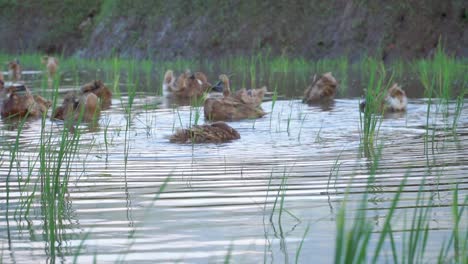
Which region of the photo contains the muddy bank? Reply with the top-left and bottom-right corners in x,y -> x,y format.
0,0 -> 466,61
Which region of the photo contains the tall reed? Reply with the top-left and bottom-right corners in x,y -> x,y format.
358,59 -> 390,157
39,114 -> 82,260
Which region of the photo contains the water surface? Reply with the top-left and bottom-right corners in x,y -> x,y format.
0,71 -> 467,263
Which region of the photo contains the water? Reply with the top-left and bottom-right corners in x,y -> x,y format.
0,71 -> 467,263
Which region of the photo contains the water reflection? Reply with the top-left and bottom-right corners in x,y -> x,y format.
304,100 -> 336,111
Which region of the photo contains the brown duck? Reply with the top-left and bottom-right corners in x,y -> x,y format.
0,71 -> 4,90
53,91 -> 100,122
170,121 -> 240,143
204,74 -> 267,121
303,72 -> 338,104
7,59 -> 21,82
163,69 -> 211,98
80,80 -> 112,109
1,85 -> 51,118
42,56 -> 59,85
360,83 -> 408,113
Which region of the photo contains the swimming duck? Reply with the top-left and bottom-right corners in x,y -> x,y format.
8,59 -> 21,82
42,56 -> 59,85
1,85 -> 51,118
170,121 -> 240,143
384,83 -> 407,112
0,71 -> 4,91
303,72 -> 338,104
52,91 -> 100,122
204,74 -> 267,121
163,69 -> 212,98
359,83 -> 408,113
80,80 -> 112,109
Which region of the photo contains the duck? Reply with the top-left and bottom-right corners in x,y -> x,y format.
303,72 -> 338,104
359,83 -> 408,113
0,71 -> 4,91
170,121 -> 240,143
162,69 -> 212,98
42,56 -> 59,85
52,91 -> 100,122
80,80 -> 112,109
204,74 -> 267,121
8,59 -> 21,82
384,83 -> 408,112
1,84 -> 51,118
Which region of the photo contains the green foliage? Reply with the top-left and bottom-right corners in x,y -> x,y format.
359,59 -> 389,157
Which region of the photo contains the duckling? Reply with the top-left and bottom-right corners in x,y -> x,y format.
53,91 -> 100,122
163,69 -> 212,98
359,83 -> 408,113
303,72 -> 338,104
1,85 -> 51,118
41,56 -> 59,85
204,74 -> 267,121
80,80 -> 112,109
8,59 -> 21,82
170,121 -> 240,143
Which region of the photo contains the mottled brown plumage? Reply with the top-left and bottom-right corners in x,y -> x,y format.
234,86 -> 267,108
1,85 -> 51,118
204,74 -> 267,121
170,122 -> 240,143
303,72 -> 338,104
163,69 -> 212,98
53,91 -> 100,122
80,80 -> 112,109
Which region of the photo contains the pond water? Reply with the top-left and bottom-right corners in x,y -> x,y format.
0,70 -> 467,263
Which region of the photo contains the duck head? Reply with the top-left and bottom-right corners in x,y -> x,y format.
211,80 -> 224,93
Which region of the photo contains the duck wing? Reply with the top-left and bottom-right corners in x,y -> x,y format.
234,86 -> 267,107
